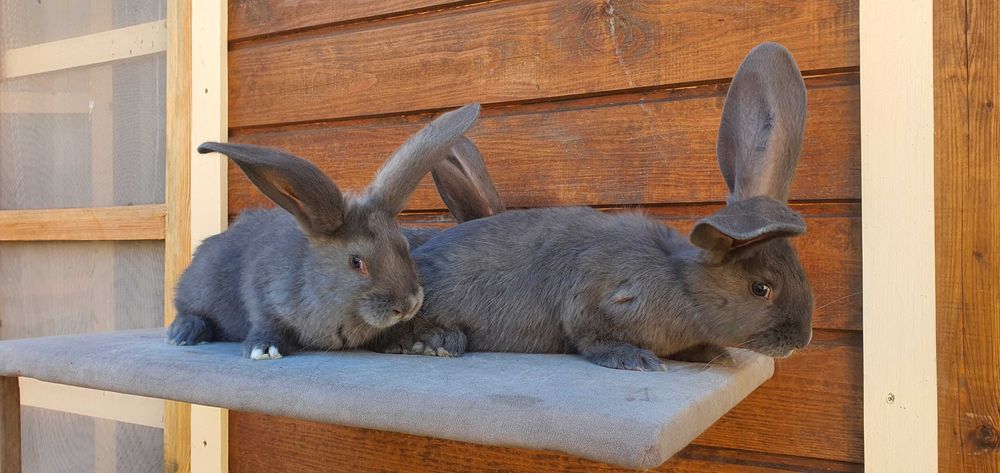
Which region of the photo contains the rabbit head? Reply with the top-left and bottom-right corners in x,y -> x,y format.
686,43 -> 813,357
198,103 -> 480,330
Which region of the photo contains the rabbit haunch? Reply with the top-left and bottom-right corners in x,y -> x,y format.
376,43 -> 815,370
167,103 -> 481,359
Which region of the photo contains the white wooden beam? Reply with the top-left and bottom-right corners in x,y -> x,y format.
18,378 -> 163,429
860,0 -> 937,471
188,0 -> 229,471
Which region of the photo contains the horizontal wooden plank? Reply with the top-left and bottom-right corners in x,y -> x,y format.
0,204 -> 165,241
2,20 -> 167,79
19,378 -> 163,428
229,415 -> 863,473
228,0 -> 858,127
229,0 -> 478,41
669,445 -> 862,473
229,332 -> 862,469
229,75 -> 859,212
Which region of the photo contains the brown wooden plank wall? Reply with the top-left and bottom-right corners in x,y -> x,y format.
225,0 -> 862,471
935,0 -> 1000,471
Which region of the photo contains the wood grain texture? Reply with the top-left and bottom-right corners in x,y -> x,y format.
229,0 -> 480,41
229,75 -> 859,213
163,401 -> 190,473
228,0 -> 859,127
935,0 -> 1000,470
0,205 -> 165,241
225,0 -> 861,469
164,0 -> 192,470
1,377 -> 20,473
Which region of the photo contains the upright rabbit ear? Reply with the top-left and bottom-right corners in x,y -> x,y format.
691,43 -> 808,262
431,136 -> 505,223
366,103 -> 481,215
198,142 -> 344,236
716,42 -> 807,204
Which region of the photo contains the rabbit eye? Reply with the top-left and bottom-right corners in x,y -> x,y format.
350,255 -> 368,276
751,282 -> 772,300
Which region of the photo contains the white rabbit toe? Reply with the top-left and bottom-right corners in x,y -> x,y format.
250,345 -> 282,360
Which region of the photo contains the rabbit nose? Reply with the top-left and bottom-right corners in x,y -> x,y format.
391,299 -> 418,318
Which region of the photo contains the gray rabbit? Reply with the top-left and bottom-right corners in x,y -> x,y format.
167,103 -> 480,359
376,43 -> 814,370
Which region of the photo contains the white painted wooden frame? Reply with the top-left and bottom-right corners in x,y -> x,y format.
188,0 -> 229,471
860,1 -> 937,472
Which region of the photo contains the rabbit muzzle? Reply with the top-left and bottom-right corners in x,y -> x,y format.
394,286 -> 424,322
357,286 -> 424,329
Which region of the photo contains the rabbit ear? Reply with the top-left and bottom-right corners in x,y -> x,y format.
366,103 -> 481,215
198,142 -> 344,236
689,196 -> 806,263
431,136 -> 505,223
716,42 -> 807,203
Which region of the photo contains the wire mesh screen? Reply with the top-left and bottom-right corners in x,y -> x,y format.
21,407 -> 162,473
1,1 -> 168,471
0,241 -> 164,339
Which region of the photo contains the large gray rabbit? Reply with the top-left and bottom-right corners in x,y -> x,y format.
167,103 -> 481,359
377,43 -> 814,370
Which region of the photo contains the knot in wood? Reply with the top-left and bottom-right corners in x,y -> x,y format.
975,422 -> 999,450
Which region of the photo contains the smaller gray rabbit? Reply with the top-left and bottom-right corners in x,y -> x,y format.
379,43 -> 814,370
167,103 -> 480,359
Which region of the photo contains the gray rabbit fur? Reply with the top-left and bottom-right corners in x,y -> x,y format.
375,43 -> 814,370
167,103 -> 482,359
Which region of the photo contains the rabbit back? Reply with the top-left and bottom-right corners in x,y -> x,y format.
413,206 -> 697,354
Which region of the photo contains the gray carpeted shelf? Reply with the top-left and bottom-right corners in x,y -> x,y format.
0,329 -> 773,469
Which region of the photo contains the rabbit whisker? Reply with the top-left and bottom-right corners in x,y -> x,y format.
814,291 -> 863,312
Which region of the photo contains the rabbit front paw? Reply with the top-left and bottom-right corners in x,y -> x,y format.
579,341 -> 666,372
409,327 -> 467,357
248,344 -> 282,360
